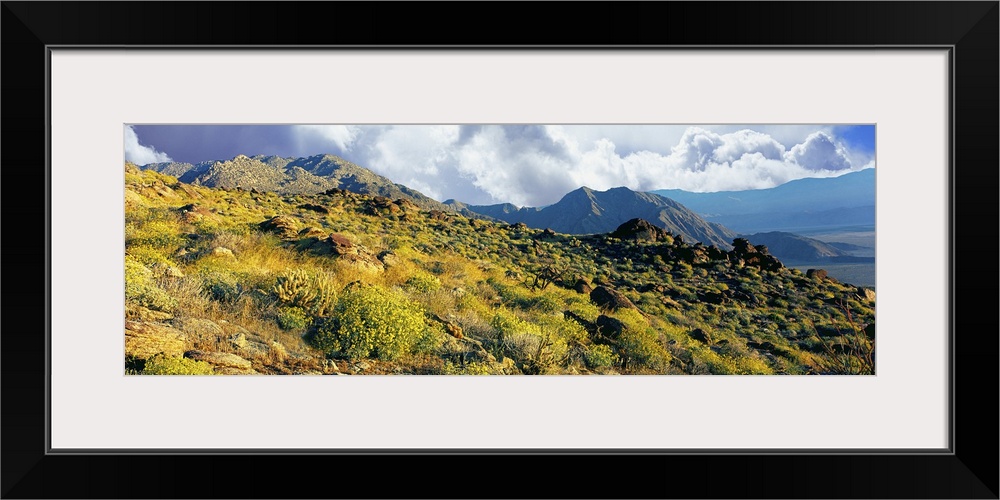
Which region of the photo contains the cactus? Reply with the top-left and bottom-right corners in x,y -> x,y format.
272,269 -> 337,317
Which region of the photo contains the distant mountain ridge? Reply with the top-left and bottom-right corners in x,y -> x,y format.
141,154 -> 483,217
457,186 -> 738,249
652,169 -> 875,233
741,231 -> 875,264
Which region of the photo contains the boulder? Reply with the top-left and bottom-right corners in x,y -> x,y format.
125,321 -> 187,359
298,226 -> 328,239
184,350 -> 253,370
169,317 -> 224,340
590,286 -> 637,312
573,279 -> 593,295
259,215 -> 299,239
688,328 -> 712,344
211,247 -> 235,258
214,366 -> 259,375
297,203 -> 329,214
732,238 -> 783,271
806,269 -> 828,280
611,218 -> 671,243
378,251 -> 402,268
595,315 -> 626,340
327,233 -> 355,255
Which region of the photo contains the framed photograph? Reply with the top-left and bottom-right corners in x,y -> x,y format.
3,2 -> 996,498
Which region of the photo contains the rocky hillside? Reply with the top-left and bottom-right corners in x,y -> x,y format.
463,186 -> 739,249
142,153 -> 484,217
124,162 -> 875,376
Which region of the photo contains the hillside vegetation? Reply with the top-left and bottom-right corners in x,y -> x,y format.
125,163 -> 875,375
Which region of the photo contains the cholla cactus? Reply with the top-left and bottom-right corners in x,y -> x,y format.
273,269 -> 313,304
273,269 -> 337,317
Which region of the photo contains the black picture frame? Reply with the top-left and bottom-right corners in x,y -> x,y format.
3,2 -> 997,498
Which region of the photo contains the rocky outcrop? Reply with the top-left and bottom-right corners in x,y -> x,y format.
297,226 -> 327,239
806,268 -> 828,280
325,233 -> 383,271
595,315 -> 625,340
611,218 -> 673,243
573,278 -> 593,294
590,286 -> 637,312
297,203 -> 329,214
730,238 -> 783,271
125,321 -> 186,359
211,247 -> 235,258
184,350 -> 255,373
688,328 -> 712,344
259,215 -> 300,239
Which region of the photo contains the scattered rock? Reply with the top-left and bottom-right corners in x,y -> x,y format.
595,315 -> 626,340
127,306 -> 174,322
184,350 -> 253,370
611,218 -> 672,243
731,238 -> 783,271
298,226 -> 327,239
590,286 -> 637,312
747,341 -> 777,353
440,335 -> 498,367
393,198 -> 418,212
327,233 -> 355,255
378,251 -> 401,267
125,321 -> 186,359
573,279 -> 593,294
806,269 -> 828,280
297,203 -> 329,214
211,247 -> 235,258
259,215 -> 300,239
169,317 -> 224,340
688,328 -> 712,344
427,210 -> 449,221
215,367 -> 259,375
533,228 -> 558,239
697,291 -> 728,305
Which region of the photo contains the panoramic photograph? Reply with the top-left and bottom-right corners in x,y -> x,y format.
124,124 -> 875,375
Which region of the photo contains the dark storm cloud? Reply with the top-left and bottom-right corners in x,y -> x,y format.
129,125 -> 317,164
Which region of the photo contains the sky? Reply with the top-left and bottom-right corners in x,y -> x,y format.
126,124 -> 875,207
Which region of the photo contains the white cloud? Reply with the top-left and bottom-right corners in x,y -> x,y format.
784,131 -> 852,171
288,124 -> 873,206
294,125 -> 360,152
124,125 -> 172,164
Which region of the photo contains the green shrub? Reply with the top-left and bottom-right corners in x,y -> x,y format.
276,306 -> 312,330
143,354 -> 215,375
125,219 -> 185,248
202,271 -> 241,303
442,360 -> 494,375
613,309 -> 671,371
309,284 -> 427,360
125,257 -> 178,312
404,273 -> 442,293
585,344 -> 619,369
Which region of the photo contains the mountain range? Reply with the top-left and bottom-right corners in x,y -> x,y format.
142,154 -> 483,217
450,187 -> 738,249
652,169 -> 875,233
